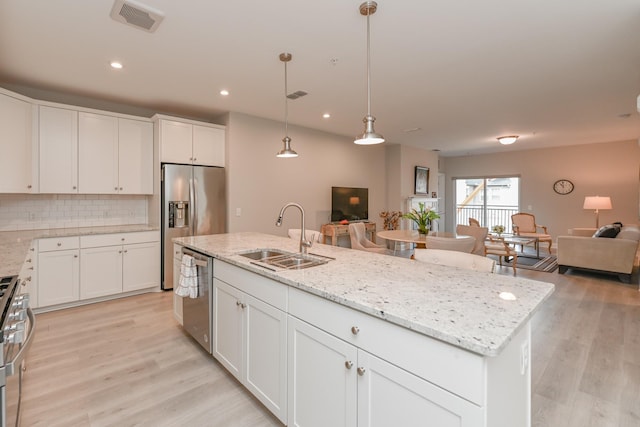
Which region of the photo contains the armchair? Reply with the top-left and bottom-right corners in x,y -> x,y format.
511,213 -> 552,253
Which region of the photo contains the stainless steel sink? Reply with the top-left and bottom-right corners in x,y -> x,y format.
239,249 -> 290,261
239,249 -> 331,270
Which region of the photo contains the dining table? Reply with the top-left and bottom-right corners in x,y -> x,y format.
377,229 -> 474,254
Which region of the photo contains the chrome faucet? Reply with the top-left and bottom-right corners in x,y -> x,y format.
276,202 -> 312,254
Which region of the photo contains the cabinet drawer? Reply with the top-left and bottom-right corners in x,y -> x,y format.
214,260 -> 287,311
81,231 -> 159,248
38,236 -> 80,252
288,287 -> 485,405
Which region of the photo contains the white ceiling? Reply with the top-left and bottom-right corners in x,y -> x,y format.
1,0 -> 639,156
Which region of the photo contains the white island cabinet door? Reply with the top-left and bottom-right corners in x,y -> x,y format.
357,351 -> 483,427
287,316 -> 357,427
212,278 -> 244,381
39,105 -> 78,193
78,112 -> 118,194
0,91 -> 34,193
244,293 -> 287,423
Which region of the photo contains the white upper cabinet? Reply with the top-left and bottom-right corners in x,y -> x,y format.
157,117 -> 225,167
118,118 -> 153,194
39,105 -> 79,194
78,112 -> 153,194
78,112 -> 118,194
0,90 -> 35,193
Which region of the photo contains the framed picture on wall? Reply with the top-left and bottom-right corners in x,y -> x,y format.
414,166 -> 429,195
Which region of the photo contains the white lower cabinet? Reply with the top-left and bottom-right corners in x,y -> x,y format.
37,231 -> 159,309
37,237 -> 81,307
210,260 -> 529,427
287,316 -> 481,427
212,261 -> 288,424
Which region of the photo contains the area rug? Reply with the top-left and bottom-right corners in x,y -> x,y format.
508,255 -> 558,273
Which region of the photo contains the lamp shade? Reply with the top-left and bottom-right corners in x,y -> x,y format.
583,196 -> 612,210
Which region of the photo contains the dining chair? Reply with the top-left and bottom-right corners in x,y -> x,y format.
287,229 -> 323,243
348,223 -> 389,254
455,224 -> 488,256
511,212 -> 552,253
424,235 -> 475,253
413,248 -> 495,273
484,235 -> 518,275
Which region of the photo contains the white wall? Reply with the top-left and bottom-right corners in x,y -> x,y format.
442,140 -> 640,237
225,112 -> 387,237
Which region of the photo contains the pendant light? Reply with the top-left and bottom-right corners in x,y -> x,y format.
276,53 -> 298,158
354,1 -> 384,145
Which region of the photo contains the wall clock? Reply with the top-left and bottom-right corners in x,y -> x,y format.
553,179 -> 574,195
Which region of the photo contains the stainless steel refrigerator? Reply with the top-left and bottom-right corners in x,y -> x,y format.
161,163 -> 226,290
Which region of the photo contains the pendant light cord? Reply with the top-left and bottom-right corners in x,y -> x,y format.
284,59 -> 289,138
366,8 -> 371,116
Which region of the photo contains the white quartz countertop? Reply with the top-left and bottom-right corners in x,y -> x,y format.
174,232 -> 555,357
0,224 -> 159,278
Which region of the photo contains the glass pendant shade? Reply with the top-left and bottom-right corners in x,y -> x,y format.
276,136 -> 298,158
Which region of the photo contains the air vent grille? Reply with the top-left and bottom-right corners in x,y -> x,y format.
287,91 -> 308,100
110,0 -> 164,33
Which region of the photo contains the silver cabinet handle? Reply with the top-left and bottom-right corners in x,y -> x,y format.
27,184 -> 32,189
73,254 -> 78,258
236,301 -> 246,309
123,250 -> 128,253
345,361 -> 353,369
25,258 -> 31,263
120,187 -> 123,191
351,326 -> 360,335
357,367 -> 366,376
57,242 -> 62,247
115,187 -> 118,190
121,238 -> 125,241
118,250 -> 122,254
73,186 -> 77,190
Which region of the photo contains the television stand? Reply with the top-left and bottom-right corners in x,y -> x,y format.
321,222 -> 377,246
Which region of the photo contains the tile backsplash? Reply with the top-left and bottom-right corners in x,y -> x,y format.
0,194 -> 148,231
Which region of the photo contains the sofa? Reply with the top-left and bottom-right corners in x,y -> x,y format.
557,225 -> 640,283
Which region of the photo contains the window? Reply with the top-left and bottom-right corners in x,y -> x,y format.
454,177 -> 520,231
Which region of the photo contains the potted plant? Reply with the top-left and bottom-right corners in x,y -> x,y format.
402,202 -> 440,235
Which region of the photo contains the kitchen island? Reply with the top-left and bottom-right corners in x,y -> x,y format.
174,232 -> 555,427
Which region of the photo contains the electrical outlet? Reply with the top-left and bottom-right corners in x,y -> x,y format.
236,208 -> 242,217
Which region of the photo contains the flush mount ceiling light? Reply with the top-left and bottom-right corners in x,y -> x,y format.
497,135 -> 518,145
110,61 -> 123,69
276,53 -> 298,158
354,1 -> 384,145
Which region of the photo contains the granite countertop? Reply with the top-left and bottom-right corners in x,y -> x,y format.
174,232 -> 555,357
0,224 -> 159,277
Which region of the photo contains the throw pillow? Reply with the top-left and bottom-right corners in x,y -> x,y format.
616,226 -> 640,242
593,223 -> 621,238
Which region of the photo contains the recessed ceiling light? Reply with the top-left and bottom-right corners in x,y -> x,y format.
110,61 -> 123,69
323,113 -> 331,119
220,89 -> 229,96
497,135 -> 518,145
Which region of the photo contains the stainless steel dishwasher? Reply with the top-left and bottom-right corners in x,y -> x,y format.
181,247 -> 213,353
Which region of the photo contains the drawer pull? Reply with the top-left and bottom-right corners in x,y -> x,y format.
345,361 -> 353,369
57,243 -> 62,247
351,326 -> 360,335
236,301 -> 246,309
357,367 -> 366,376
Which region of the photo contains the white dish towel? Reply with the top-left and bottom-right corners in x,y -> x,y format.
175,254 -> 198,298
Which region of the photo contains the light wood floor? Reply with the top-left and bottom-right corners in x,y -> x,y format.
21,265 -> 640,426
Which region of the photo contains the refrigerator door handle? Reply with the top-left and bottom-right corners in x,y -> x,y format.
189,177 -> 195,235
192,177 -> 198,234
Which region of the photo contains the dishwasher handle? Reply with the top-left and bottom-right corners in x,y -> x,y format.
181,248 -> 211,268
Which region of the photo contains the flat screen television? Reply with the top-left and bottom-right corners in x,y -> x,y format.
331,186 -> 368,222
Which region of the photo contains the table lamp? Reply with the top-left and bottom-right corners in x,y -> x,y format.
583,196 -> 612,228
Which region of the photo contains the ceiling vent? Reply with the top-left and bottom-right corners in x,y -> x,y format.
110,0 -> 164,33
287,91 -> 308,100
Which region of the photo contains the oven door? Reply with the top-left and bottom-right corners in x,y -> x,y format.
1,307 -> 35,427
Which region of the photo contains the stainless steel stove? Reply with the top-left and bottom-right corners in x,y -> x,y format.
0,275 -> 34,427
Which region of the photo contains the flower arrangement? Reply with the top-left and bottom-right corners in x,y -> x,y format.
492,225 -> 505,235
379,211 -> 402,230
402,202 -> 440,234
